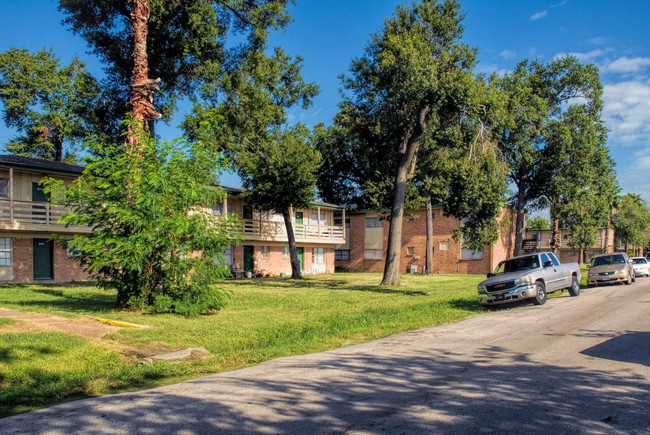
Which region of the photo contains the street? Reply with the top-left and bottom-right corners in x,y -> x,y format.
3,279 -> 649,434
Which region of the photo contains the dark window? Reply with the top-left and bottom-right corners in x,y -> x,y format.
335,250 -> 350,261
0,178 -> 8,198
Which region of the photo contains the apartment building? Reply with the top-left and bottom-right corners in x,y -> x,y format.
334,207 -> 515,275
0,155 -> 90,282
522,228 -> 616,263
0,155 -> 345,282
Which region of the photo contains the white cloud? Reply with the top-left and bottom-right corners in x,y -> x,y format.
499,50 -> 515,59
476,62 -> 509,77
631,147 -> 650,170
587,37 -> 609,46
530,10 -> 548,21
551,0 -> 568,7
604,56 -> 650,74
603,80 -> 650,147
555,49 -> 607,64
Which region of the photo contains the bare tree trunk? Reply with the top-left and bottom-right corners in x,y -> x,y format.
281,209 -> 303,279
549,205 -> 560,255
381,106 -> 429,286
603,209 -> 611,253
513,179 -> 526,256
127,0 -> 160,149
578,248 -> 584,265
425,196 -> 433,275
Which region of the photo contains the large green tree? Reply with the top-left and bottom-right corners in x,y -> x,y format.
45,128 -> 241,315
0,48 -> 99,161
493,56 -> 603,256
185,46 -> 320,279
613,193 -> 650,254
331,0 -> 479,286
58,0 -> 294,141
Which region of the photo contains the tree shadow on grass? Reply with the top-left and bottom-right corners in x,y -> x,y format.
5,286 -> 116,313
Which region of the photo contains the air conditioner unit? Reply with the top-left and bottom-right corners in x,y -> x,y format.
406,265 -> 417,273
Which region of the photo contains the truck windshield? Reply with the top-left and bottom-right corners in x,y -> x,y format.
493,256 -> 540,275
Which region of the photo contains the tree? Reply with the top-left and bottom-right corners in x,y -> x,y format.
613,193 -> 650,255
44,127 -> 241,315
334,0 -> 479,286
493,56 -> 603,256
59,0 -> 294,142
0,48 -> 99,162
527,216 -> 550,231
185,46 -> 320,279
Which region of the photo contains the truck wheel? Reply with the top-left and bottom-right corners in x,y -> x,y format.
533,281 -> 547,305
568,276 -> 580,297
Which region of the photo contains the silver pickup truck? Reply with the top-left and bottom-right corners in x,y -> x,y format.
477,252 -> 581,306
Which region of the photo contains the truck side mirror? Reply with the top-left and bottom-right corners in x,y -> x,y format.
487,272 -> 493,278
543,260 -> 553,268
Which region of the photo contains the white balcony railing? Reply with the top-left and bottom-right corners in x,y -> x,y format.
241,219 -> 345,242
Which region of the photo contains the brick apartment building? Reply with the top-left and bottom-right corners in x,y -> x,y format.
0,155 -> 345,283
334,207 -> 516,275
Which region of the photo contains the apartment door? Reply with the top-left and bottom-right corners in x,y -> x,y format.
33,239 -> 53,280
243,245 -> 254,272
32,182 -> 49,222
242,206 -> 254,234
296,247 -> 304,271
295,211 -> 304,238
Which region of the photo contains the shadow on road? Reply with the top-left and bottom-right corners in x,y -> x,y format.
4,340 -> 648,434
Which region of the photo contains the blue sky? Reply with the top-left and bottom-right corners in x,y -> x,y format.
1,1 -> 649,200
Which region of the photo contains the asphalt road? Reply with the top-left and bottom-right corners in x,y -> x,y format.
3,280 -> 649,434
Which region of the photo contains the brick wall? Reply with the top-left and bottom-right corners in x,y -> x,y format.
337,208 -> 516,275
9,237 -> 90,283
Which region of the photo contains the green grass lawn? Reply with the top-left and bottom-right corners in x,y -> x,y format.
0,273 -> 488,417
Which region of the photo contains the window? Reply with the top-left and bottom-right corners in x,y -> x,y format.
0,178 -> 8,198
311,212 -> 326,225
214,247 -> 233,267
66,246 -> 83,257
313,247 -> 325,264
282,246 -> 289,258
461,248 -> 483,260
407,247 -> 415,255
212,204 -> 223,216
335,250 -> 350,261
261,246 -> 270,258
0,238 -> 11,266
261,210 -> 269,220
365,217 -> 383,228
365,249 -> 383,260
439,241 -> 450,250
540,253 -> 550,265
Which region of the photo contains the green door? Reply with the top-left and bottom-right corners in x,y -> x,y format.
243,245 -> 254,272
33,239 -> 53,280
32,182 -> 49,222
296,247 -> 304,271
295,211 -> 304,237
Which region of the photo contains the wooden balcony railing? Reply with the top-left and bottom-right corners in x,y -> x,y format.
0,199 -> 72,226
525,234 -> 606,250
241,219 -> 345,242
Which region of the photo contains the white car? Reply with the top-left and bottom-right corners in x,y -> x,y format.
631,257 -> 650,277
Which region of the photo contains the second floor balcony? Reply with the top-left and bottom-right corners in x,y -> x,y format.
0,199 -> 90,234
241,218 -> 345,244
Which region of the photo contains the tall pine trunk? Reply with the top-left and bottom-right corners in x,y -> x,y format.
381,106 -> 429,286
425,197 -> 433,275
513,179 -> 527,256
127,0 -> 160,148
281,209 -> 303,279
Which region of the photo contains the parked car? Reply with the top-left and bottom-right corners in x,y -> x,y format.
587,252 -> 635,287
477,252 -> 581,306
631,257 -> 650,277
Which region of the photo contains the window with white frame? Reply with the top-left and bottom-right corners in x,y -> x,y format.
0,238 -> 11,266
461,248 -> 483,260
407,247 -> 415,255
439,241 -> 450,250
214,247 -> 233,267
261,246 -> 270,258
365,249 -> 383,260
365,217 -> 383,227
335,250 -> 350,261
261,210 -> 269,220
0,178 -> 8,198
282,246 -> 289,258
66,245 -> 83,257
211,204 -> 223,216
313,247 -> 325,264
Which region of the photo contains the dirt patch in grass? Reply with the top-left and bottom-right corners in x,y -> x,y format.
0,308 -> 187,359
